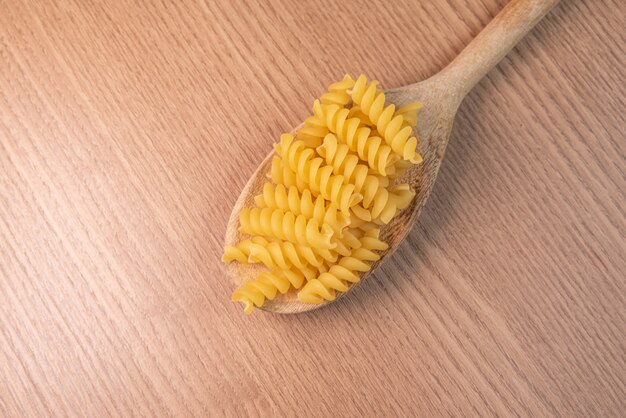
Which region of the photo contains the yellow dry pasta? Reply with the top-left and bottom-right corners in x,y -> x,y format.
347,106 -> 374,127
297,229 -> 389,304
239,207 -> 336,249
366,84 -> 421,128
231,268 -> 309,314
269,156 -> 308,193
274,133 -> 362,215
254,183 -> 349,234
332,228 -> 363,257
296,116 -> 328,149
320,75 -> 355,106
317,133 -> 414,224
395,101 -> 423,127
296,75 -> 356,148
314,101 -> 397,176
223,237 -> 338,269
225,74 -> 423,313
222,236 -> 272,264
351,74 -> 422,164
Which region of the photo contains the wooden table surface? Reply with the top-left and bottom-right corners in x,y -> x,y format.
1,0 -> 624,416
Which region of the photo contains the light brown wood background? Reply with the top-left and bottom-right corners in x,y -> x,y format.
0,0 -> 624,416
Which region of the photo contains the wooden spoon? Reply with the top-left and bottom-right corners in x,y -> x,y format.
224,0 -> 560,314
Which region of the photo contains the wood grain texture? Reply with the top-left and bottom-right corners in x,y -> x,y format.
0,0 -> 624,416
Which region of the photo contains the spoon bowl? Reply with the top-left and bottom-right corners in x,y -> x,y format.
224,0 -> 560,313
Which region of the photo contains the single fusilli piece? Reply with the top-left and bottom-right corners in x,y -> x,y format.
223,236 -> 272,264
349,218 -> 380,232
314,100 -> 396,176
232,268 -> 308,314
297,229 -> 389,304
239,207 -> 336,249
223,237 -> 339,269
350,74 -> 422,164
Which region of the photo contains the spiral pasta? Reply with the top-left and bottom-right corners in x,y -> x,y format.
360,84 -> 421,129
269,156 -> 308,193
222,236 -> 271,264
333,228 -> 363,257
295,75 -> 355,148
387,159 -> 414,180
225,74 -> 423,313
350,74 -> 422,164
296,115 -> 328,148
240,207 -> 336,249
315,100 -> 397,176
349,217 -> 380,232
395,101 -> 422,128
347,106 -> 374,127
317,133 -> 413,224
248,242 -> 321,270
254,183 -> 349,234
297,230 -> 389,304
320,74 -> 355,106
274,133 -> 362,215
223,237 -> 338,269
232,268 -> 307,314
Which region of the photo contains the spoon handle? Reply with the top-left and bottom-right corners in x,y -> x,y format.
439,0 -> 560,98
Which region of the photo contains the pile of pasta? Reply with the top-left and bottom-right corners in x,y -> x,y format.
223,74 -> 423,314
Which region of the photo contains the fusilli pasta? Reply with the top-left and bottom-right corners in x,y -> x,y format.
317,133 -> 414,224
232,268 -> 308,314
254,183 -> 349,234
223,237 -> 338,269
275,133 -> 362,215
315,101 -> 398,176
225,74 -> 423,313
351,74 -> 422,164
239,207 -> 336,249
269,156 -> 308,193
296,75 -> 356,147
297,229 -> 389,304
